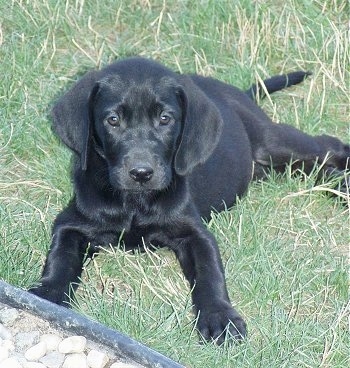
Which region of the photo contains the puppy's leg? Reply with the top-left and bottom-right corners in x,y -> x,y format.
234,101 -> 349,185
253,123 -> 349,189
29,203 -> 93,305
173,225 -> 246,344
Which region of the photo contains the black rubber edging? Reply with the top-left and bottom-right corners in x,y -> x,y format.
0,280 -> 184,368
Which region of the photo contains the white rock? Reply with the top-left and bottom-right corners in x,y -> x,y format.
10,352 -> 27,367
0,356 -> 23,368
58,336 -> 86,354
110,363 -> 139,368
87,349 -> 109,368
24,341 -> 47,361
62,353 -> 88,368
0,346 -> 9,362
23,362 -> 47,368
2,339 -> 15,351
40,334 -> 62,351
0,324 -> 12,340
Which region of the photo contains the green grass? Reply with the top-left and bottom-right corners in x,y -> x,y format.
0,1 -> 349,367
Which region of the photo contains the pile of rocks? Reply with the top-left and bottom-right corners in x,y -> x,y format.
0,304 -> 141,368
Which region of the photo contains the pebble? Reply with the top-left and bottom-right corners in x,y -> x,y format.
0,356 -> 23,368
0,324 -> 12,340
39,351 -> 65,368
0,346 -> 9,361
40,335 -> 62,352
0,308 -> 20,326
25,342 -> 47,361
16,332 -> 40,351
58,336 -> 86,354
62,353 -> 87,368
2,339 -> 15,351
24,363 -> 47,368
87,350 -> 109,368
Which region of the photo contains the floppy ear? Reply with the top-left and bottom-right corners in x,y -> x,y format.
51,70 -> 100,170
174,76 -> 223,175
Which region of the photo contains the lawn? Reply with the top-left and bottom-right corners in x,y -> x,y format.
0,1 -> 349,367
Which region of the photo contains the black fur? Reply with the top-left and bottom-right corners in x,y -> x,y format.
30,58 -> 349,344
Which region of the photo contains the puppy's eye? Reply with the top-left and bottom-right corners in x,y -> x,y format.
106,115 -> 120,127
159,113 -> 172,125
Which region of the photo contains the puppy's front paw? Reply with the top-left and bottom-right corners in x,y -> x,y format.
28,284 -> 71,307
196,304 -> 247,345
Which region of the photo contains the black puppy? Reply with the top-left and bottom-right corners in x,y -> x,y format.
30,58 -> 349,344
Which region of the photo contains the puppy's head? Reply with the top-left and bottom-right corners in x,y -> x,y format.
52,57 -> 223,191
90,72 -> 183,191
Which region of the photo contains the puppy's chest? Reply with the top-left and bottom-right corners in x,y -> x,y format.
101,193 -> 159,230
107,205 -> 166,249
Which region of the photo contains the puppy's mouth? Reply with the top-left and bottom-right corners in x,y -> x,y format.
109,164 -> 172,192
122,182 -> 161,192
110,174 -> 171,192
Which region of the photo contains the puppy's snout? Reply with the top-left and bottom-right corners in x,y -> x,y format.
129,165 -> 154,183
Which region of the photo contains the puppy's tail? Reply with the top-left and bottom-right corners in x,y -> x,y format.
246,71 -> 312,101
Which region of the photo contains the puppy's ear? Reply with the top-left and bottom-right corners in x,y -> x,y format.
174,76 -> 223,175
52,70 -> 100,170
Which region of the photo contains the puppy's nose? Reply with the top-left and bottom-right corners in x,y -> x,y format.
129,165 -> 154,183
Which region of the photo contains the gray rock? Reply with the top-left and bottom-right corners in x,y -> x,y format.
15,331 -> 40,352
0,308 -> 19,326
39,351 -> 65,368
